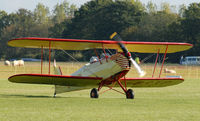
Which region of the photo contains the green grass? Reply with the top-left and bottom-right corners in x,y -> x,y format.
0,62 -> 200,121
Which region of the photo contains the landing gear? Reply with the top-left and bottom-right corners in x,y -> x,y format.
90,88 -> 99,98
126,89 -> 134,99
53,92 -> 56,98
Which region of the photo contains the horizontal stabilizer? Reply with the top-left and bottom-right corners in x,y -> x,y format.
55,85 -> 87,94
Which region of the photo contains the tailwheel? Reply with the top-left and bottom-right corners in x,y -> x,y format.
126,89 -> 134,99
90,88 -> 99,98
53,92 -> 56,98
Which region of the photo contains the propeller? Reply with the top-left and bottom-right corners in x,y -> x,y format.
110,32 -> 146,77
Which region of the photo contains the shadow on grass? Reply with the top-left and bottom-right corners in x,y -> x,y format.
0,94 -> 125,100
0,94 -> 92,99
0,94 -> 61,98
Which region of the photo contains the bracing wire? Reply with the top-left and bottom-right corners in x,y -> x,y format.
106,49 -> 113,55
141,53 -> 156,63
56,49 -> 100,77
61,49 -> 79,62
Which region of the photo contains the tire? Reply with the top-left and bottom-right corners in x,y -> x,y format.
90,88 -> 99,98
126,89 -> 134,99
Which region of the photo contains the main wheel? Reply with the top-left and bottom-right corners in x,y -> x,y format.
90,88 -> 99,98
126,89 -> 134,99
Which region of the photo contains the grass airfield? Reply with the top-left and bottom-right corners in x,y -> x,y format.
0,62 -> 200,121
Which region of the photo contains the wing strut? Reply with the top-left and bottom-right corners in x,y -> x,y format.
41,46 -> 43,74
152,49 -> 160,77
159,45 -> 168,77
49,41 -> 51,74
94,48 -> 102,64
102,44 -> 108,62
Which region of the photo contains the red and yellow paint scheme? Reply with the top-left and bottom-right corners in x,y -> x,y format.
8,33 -> 192,99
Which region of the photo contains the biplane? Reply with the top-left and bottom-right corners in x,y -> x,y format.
8,32 -> 193,99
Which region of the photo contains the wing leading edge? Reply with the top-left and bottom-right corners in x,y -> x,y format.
8,37 -> 193,53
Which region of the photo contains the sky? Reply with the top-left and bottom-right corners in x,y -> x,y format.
0,0 -> 200,14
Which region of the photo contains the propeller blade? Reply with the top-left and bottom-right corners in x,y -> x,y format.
130,58 -> 146,77
110,32 -> 146,77
110,32 -> 129,59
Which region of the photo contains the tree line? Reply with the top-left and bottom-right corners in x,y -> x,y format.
0,0 -> 200,63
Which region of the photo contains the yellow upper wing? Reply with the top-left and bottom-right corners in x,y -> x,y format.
8,37 -> 193,53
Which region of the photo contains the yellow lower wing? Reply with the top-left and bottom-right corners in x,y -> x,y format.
8,74 -> 102,87
121,77 -> 184,87
8,74 -> 183,88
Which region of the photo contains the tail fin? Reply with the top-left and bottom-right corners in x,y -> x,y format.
53,59 -> 62,75
53,59 -> 86,96
53,59 -> 62,97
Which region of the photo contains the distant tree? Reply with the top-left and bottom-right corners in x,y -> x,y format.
0,8 -> 50,59
49,19 -> 71,38
52,0 -> 77,24
166,2 -> 200,58
34,3 -> 50,25
123,11 -> 178,42
161,2 -> 171,14
146,1 -> 157,14
182,3 -> 200,41
0,11 -> 10,36
0,11 -> 11,58
49,0 -> 77,38
181,3 -> 200,55
9,9 -> 35,37
120,0 -> 145,11
63,0 -> 145,39
68,4 -> 77,18
167,20 -> 184,42
178,4 -> 186,17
